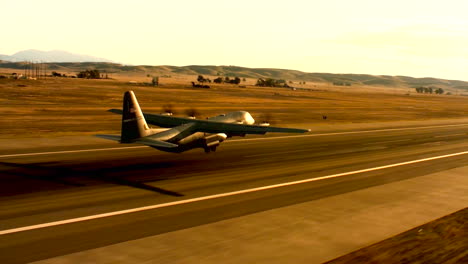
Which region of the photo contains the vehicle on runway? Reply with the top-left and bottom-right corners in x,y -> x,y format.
97,91 -> 309,153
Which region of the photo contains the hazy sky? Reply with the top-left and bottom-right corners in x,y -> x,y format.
2,0 -> 468,80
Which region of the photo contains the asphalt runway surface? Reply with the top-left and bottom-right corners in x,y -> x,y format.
0,123 -> 467,263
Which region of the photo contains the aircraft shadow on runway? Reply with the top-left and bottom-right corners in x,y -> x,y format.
0,161 -> 184,197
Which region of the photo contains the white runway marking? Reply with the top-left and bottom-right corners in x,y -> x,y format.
1,150 -> 467,236
434,133 -> 466,138
245,148 -> 310,158
1,123 -> 466,159
363,139 -> 411,145
235,123 -> 468,142
0,146 -> 146,158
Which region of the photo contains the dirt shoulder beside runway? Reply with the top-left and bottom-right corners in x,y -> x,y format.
326,207 -> 468,264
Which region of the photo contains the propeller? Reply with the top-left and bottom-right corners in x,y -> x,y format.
162,104 -> 175,115
185,107 -> 201,119
258,112 -> 274,126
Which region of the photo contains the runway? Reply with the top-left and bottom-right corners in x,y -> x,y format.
1,122 -> 467,263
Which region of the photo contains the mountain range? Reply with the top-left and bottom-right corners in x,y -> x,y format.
0,49 -> 112,63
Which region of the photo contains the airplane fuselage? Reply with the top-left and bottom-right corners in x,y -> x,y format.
155,111 -> 255,153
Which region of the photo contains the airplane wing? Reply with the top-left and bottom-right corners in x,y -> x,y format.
108,109 -> 310,134
190,120 -> 309,134
142,112 -> 309,134
108,109 -> 123,115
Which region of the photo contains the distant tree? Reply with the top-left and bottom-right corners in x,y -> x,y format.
256,78 -> 276,87
91,69 -> 100,79
51,71 -> 62,77
333,81 -> 351,86
77,69 -> 100,79
196,75 -> 211,84
197,75 -> 205,83
415,86 -> 445,95
256,78 -> 266,86
214,77 -> 223,83
435,88 -> 444,94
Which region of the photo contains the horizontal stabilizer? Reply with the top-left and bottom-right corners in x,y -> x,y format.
96,134 -> 121,142
134,138 -> 178,148
108,109 -> 123,115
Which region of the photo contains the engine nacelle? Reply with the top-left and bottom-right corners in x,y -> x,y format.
206,140 -> 220,147
203,133 -> 227,149
177,132 -> 205,145
205,133 -> 227,143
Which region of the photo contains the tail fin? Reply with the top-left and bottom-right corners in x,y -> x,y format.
121,91 -> 150,143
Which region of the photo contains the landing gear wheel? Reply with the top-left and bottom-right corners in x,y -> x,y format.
210,146 -> 217,152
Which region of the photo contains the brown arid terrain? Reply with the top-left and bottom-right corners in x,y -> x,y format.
326,208 -> 468,264
0,68 -> 467,263
2,62 -> 468,94
0,72 -> 467,139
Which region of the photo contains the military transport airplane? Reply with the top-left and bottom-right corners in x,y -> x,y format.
97,91 -> 309,153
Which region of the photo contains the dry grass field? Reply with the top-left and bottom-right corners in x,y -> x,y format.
0,73 -> 467,139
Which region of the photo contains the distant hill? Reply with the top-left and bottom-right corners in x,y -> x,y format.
0,49 -> 112,63
1,61 -> 467,91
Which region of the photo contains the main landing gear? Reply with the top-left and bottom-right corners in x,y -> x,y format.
204,146 -> 217,153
